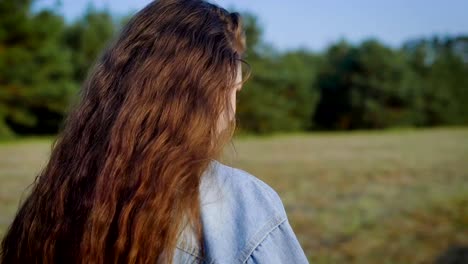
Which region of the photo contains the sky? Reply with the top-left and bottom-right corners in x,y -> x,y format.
35,0 -> 468,52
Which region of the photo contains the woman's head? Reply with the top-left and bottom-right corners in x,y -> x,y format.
101,0 -> 249,152
1,0 -> 250,263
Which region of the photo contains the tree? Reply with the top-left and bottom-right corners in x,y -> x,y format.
403,36 -> 468,126
0,0 -> 76,137
64,7 -> 117,83
236,12 -> 321,133
314,39 -> 418,129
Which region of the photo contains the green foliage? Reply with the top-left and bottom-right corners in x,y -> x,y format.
64,7 -> 116,82
236,13 -> 321,134
404,37 -> 468,126
314,37 -> 468,130
315,40 -> 417,129
0,0 -> 76,137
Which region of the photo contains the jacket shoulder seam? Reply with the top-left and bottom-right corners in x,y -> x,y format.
175,244 -> 203,259
237,213 -> 287,264
175,245 -> 214,263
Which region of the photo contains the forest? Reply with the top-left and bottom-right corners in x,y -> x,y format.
1,0 -> 467,138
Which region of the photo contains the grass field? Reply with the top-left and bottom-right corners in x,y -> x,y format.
1,128 -> 467,263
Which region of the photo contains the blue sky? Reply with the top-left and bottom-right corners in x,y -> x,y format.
36,0 -> 468,52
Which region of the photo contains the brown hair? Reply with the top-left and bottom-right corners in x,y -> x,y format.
1,0 -> 250,263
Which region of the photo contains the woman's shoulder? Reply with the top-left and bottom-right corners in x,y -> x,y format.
202,159 -> 287,220
175,159 -> 309,264
197,159 -> 289,263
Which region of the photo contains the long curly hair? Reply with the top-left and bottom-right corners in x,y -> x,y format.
0,0 -> 250,263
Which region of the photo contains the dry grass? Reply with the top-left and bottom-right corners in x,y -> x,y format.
0,139 -> 51,238
223,127 -> 468,263
1,128 -> 467,263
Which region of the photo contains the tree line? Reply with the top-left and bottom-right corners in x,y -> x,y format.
1,0 -> 467,138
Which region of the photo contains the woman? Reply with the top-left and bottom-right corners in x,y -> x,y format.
1,0 -> 309,263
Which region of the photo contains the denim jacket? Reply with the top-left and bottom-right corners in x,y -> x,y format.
173,159 -> 309,263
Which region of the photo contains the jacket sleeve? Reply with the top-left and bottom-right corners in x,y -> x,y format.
245,218 -> 309,264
